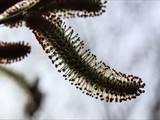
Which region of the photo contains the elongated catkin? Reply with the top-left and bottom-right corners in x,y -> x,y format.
26,14 -> 145,102
0,41 -> 31,64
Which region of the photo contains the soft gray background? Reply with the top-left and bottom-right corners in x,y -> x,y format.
0,0 -> 160,119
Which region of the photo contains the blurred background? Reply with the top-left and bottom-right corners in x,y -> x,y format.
0,0 -> 160,119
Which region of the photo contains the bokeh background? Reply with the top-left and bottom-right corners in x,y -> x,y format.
0,0 -> 160,119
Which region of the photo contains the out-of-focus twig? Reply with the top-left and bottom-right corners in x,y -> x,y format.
0,65 -> 44,118
150,79 -> 160,120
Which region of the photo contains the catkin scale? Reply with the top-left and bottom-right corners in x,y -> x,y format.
26,14 -> 145,102
0,41 -> 31,64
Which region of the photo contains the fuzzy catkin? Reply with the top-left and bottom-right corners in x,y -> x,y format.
26,14 -> 145,102
0,0 -> 107,27
0,0 -> 40,27
35,0 -> 107,18
0,41 -> 31,64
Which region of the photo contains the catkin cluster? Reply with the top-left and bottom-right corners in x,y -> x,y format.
0,0 -> 145,102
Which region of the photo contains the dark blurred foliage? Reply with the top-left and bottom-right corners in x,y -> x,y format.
0,65 -> 44,118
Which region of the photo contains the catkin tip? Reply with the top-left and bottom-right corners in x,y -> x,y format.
0,41 -> 31,64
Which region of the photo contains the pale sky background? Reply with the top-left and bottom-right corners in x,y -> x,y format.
0,0 -> 160,119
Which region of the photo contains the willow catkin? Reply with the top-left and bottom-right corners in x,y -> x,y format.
0,0 -> 107,27
36,0 -> 107,18
0,0 -> 40,27
26,14 -> 145,102
0,41 -> 31,64
0,0 -> 23,27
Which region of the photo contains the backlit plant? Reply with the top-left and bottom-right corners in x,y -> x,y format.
0,0 -> 145,102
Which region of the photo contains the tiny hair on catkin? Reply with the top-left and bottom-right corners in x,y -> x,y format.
0,41 -> 31,64
26,14 -> 145,102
